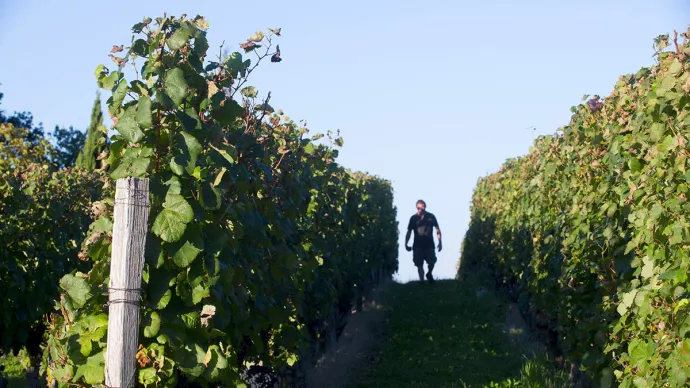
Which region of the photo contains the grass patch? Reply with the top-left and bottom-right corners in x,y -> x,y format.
354,279 -> 568,387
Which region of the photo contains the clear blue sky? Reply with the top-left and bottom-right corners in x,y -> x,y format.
1,0 -> 688,282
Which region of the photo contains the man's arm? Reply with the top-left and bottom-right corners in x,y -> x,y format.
434,218 -> 442,251
405,216 -> 413,251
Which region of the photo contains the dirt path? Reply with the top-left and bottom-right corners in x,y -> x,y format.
303,281 -> 392,388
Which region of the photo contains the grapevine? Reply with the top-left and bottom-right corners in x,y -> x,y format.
458,28 -> 690,387
42,14 -> 398,387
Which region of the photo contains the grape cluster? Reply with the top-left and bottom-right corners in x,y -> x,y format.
587,96 -> 603,112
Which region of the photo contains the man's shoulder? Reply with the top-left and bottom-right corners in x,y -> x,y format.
426,212 -> 437,219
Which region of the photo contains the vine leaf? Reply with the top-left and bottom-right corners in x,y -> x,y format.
115,105 -> 145,144
143,311 -> 161,338
74,351 -> 105,384
152,194 -> 194,243
110,147 -> 152,180
136,97 -> 153,129
59,274 -> 92,309
167,23 -> 195,51
173,240 -> 203,267
164,67 -> 188,107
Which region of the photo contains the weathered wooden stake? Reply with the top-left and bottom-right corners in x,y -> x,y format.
105,177 -> 149,388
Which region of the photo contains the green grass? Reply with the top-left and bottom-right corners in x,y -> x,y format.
354,279 -> 568,388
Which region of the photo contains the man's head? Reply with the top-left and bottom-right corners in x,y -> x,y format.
416,199 -> 426,215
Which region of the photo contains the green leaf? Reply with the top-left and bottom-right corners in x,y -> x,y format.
165,176 -> 183,196
241,86 -> 257,98
51,364 -> 74,384
164,67 -> 188,107
630,340 -> 654,367
136,97 -> 153,129
287,353 -> 298,366
60,273 -> 92,308
81,326 -> 107,343
148,270 -> 175,310
144,311 -> 161,338
100,71 -> 122,90
213,100 -> 243,126
152,194 -> 194,243
618,289 -> 638,316
210,143 -> 237,165
303,142 -> 315,155
111,80 -> 129,112
115,105 -> 145,144
92,216 -> 113,233
224,52 -> 244,77
675,299 -> 690,314
172,132 -> 202,176
628,158 -> 642,173
672,367 -> 688,387
173,240 -> 203,267
203,345 -> 228,380
650,123 -> 664,142
168,23 -> 196,51
641,257 -> 655,279
201,182 -> 222,210
74,351 -> 105,385
82,313 -> 109,332
139,367 -> 159,385
132,17 -> 152,33
78,336 -> 92,357
131,39 -> 149,57
659,135 -> 678,152
176,109 -> 202,132
192,284 -> 208,304
633,376 -> 648,387
164,194 -> 195,223
94,64 -> 106,84
181,311 -> 200,329
178,343 -> 205,377
111,147 -> 152,179
213,167 -> 227,187
669,59 -> 683,76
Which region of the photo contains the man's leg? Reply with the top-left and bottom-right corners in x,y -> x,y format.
425,247 -> 437,281
413,246 -> 424,281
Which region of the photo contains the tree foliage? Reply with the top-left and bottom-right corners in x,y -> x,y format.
0,128 -> 104,351
0,94 -> 102,356
0,123 -> 51,170
76,93 -> 108,170
0,92 -> 86,169
42,14 -> 398,387
0,92 -> 45,148
51,125 -> 86,169
458,29 -> 690,387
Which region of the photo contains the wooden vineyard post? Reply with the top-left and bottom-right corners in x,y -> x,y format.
105,177 -> 150,388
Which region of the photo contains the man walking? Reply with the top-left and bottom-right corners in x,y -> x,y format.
405,199 -> 442,282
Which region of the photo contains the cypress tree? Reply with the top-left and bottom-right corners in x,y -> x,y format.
76,92 -> 108,170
